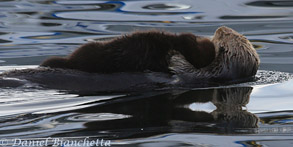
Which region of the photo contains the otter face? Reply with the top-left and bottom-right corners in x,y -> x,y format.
211,26 -> 260,79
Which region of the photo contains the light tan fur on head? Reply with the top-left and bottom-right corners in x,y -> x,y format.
185,26 -> 260,82
211,26 -> 260,80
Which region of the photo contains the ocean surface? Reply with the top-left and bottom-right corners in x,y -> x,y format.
0,0 -> 293,146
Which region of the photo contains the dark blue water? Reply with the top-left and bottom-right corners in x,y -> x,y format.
0,0 -> 293,146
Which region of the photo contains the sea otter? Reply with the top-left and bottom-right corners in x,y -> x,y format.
41,26 -> 259,82
0,26 -> 261,92
176,26 -> 260,83
41,31 -> 216,73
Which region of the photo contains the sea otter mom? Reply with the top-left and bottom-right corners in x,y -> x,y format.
0,26 -> 260,92
41,26 -> 259,82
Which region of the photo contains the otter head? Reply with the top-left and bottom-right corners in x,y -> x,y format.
211,26 -> 260,80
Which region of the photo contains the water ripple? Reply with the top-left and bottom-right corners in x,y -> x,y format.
246,1 -> 293,7
67,113 -> 131,121
142,3 -> 191,10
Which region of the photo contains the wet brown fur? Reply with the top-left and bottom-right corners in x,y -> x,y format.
41,31 -> 215,73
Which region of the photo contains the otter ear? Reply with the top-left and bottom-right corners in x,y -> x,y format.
40,57 -> 68,69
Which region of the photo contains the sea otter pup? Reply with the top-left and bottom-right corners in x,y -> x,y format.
41,31 -> 216,73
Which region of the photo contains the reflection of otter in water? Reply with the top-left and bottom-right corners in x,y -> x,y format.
59,87 -> 258,138
41,26 -> 259,82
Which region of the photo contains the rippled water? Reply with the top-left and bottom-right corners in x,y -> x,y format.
0,0 -> 293,147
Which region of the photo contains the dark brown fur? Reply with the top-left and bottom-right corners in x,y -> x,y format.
41,31 -> 215,73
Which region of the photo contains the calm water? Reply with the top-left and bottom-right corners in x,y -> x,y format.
0,0 -> 293,147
